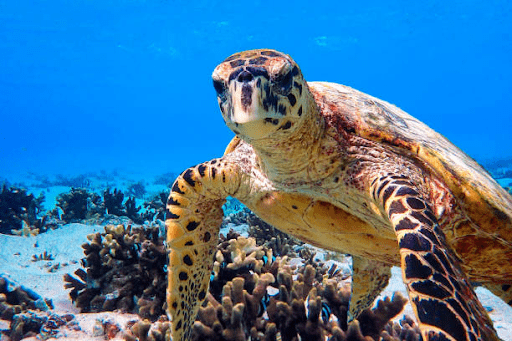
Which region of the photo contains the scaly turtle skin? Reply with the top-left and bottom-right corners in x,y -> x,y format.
166,49 -> 512,341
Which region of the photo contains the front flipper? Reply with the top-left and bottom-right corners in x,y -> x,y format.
350,256 -> 391,320
372,175 -> 500,341
166,159 -> 242,340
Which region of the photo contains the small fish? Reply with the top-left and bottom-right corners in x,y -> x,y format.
320,301 -> 332,324
262,254 -> 276,266
304,293 -> 333,324
258,286 -> 279,317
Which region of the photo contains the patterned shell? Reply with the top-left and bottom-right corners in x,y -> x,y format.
309,81 -> 512,240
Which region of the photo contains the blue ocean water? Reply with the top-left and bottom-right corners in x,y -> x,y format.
1,0 -> 511,181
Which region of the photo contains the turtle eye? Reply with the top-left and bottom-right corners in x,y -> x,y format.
273,69 -> 293,95
213,79 -> 226,97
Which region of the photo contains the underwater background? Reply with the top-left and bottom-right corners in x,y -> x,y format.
1,0 -> 511,181
1,1 -> 512,340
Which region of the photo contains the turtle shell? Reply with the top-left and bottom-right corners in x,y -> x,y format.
309,81 -> 512,242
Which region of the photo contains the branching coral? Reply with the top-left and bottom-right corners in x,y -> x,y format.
124,316 -> 171,341
142,191 -> 167,222
52,188 -> 99,222
125,196 -> 143,224
63,226 -> 420,341
0,185 -> 45,235
0,276 -> 62,341
127,181 -> 146,199
103,188 -> 126,216
193,261 -> 410,341
223,207 -> 303,257
64,224 -> 167,320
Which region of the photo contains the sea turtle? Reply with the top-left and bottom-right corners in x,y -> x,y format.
165,49 -> 512,341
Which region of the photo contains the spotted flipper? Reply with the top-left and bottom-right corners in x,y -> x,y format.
350,256 -> 392,320
372,175 -> 500,341
166,159 -> 242,340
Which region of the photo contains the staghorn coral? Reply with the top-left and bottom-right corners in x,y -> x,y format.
64,224 -> 167,320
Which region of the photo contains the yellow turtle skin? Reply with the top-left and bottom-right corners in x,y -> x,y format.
165,49 -> 512,341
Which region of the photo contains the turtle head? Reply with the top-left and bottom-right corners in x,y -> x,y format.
212,49 -> 308,141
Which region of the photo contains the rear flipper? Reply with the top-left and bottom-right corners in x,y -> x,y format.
166,159 -> 242,341
372,175 -> 500,341
350,256 -> 391,320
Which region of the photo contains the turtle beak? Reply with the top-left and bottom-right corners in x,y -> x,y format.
230,71 -> 261,124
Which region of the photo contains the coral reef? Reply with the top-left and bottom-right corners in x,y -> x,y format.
222,197 -> 246,216
8,310 -> 75,341
50,188 -> 100,222
127,181 -> 147,199
0,276 -> 63,341
54,173 -> 92,188
64,224 -> 167,320
192,259 -> 410,341
223,207 -> 303,257
189,230 -> 414,341
103,188 -> 126,216
142,191 -> 168,222
125,196 -> 143,224
46,187 -> 146,225
61,224 -> 420,341
0,185 -> 45,235
153,172 -> 178,186
124,316 -> 171,341
0,276 -> 52,319
31,251 -> 54,262
101,188 -> 143,224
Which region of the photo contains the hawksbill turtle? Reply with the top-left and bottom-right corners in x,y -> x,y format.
165,49 -> 512,341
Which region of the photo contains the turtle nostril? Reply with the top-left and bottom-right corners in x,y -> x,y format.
237,70 -> 253,83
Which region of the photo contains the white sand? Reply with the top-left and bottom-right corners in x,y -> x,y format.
0,224 -> 511,340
